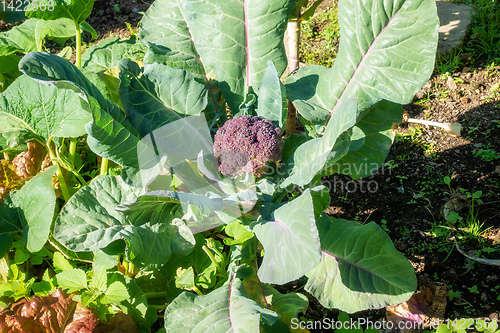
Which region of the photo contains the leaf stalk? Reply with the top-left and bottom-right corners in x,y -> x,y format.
75,23 -> 82,68
47,137 -> 71,202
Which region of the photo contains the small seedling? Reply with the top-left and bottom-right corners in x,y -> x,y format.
468,285 -> 480,294
473,148 -> 500,162
448,289 -> 462,301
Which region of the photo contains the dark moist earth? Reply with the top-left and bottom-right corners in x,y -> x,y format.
4,0 -> 500,329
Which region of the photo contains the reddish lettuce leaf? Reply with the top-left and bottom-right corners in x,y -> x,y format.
0,289 -> 99,333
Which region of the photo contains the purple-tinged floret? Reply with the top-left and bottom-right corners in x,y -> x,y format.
214,115 -> 281,177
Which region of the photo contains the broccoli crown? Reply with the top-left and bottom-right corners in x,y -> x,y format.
213,115 -> 281,177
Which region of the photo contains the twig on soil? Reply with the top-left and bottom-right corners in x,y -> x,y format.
407,118 -> 462,136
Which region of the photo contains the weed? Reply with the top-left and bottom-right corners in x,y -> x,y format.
300,3 -> 340,67
482,247 -> 497,254
380,219 -> 389,232
415,92 -> 432,109
466,0 -> 500,62
384,159 -> 399,170
458,190 -> 492,239
467,125 -> 479,135
443,175 -> 452,192
436,89 -> 450,101
486,61 -> 499,76
435,50 -> 462,76
448,289 -> 462,301
446,211 -> 463,224
473,148 -> 500,161
468,285 -> 480,294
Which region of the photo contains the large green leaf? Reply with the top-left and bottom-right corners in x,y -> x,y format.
107,273 -> 157,333
0,54 -> 22,93
26,0 -> 95,26
257,61 -> 287,128
15,165 -> 58,252
17,53 -> 170,186
0,3 -> 27,23
139,0 -> 294,113
164,267 -> 278,332
281,98 -> 357,187
0,18 -> 85,57
0,75 -> 91,141
328,100 -> 403,179
19,52 -> 122,115
18,52 -> 146,181
305,215 -> 417,313
0,165 -> 57,254
252,189 -> 320,284
0,19 -> 38,56
54,175 -> 195,270
81,37 -> 139,73
118,60 -> 223,189
117,190 -> 223,218
118,59 -> 208,135
33,17 -> 85,51
286,0 -> 438,120
0,197 -> 22,257
80,37 -> 143,106
263,285 -> 309,331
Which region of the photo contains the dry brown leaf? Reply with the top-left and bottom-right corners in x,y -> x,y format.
63,303 -> 99,333
12,141 -> 47,178
386,275 -> 447,332
0,160 -> 23,204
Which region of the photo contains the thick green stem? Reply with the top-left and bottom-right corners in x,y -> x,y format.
203,245 -> 225,276
66,138 -> 78,184
75,23 -> 82,67
192,285 -> 203,295
149,304 -> 168,310
144,291 -> 168,299
100,158 -> 109,175
47,139 -> 70,202
55,165 -> 71,202
71,171 -> 87,186
68,138 -> 77,164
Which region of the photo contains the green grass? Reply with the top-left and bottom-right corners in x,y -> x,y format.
473,148 -> 500,162
466,0 -> 500,62
299,3 -> 340,67
439,0 -> 500,69
300,0 -> 500,69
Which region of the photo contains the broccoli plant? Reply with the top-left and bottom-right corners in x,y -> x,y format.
0,0 -> 439,331
214,115 -> 282,177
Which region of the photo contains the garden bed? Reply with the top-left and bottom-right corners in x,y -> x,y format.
1,0 -> 499,331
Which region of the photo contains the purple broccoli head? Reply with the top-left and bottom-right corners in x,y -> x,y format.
213,115 -> 282,177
